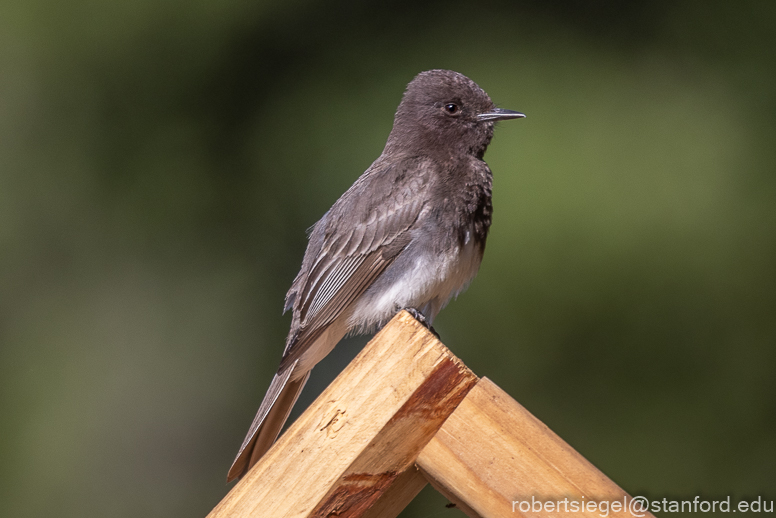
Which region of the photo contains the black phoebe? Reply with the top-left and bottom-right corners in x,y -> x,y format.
227,69 -> 524,482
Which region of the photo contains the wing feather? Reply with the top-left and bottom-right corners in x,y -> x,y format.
279,157 -> 432,370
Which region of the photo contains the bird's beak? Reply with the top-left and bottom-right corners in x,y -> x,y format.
477,108 -> 526,122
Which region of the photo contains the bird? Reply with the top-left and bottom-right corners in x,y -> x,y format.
227,69 -> 524,482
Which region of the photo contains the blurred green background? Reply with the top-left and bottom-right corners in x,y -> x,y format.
1,0 -> 774,516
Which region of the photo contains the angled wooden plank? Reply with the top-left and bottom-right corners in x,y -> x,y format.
341,464 -> 427,518
208,311 -> 478,518
416,378 -> 655,518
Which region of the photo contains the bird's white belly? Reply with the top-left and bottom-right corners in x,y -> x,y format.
348,228 -> 482,332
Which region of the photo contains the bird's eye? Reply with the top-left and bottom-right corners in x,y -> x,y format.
444,103 -> 460,115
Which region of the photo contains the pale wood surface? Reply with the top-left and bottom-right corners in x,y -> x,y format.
360,465 -> 428,518
416,378 -> 655,518
208,311 -> 478,518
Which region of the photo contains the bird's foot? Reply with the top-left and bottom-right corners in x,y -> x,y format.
403,307 -> 441,339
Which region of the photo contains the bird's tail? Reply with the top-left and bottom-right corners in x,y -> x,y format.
227,362 -> 310,482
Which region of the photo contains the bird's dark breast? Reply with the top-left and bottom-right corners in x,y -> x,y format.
466,182 -> 492,250
440,159 -> 493,253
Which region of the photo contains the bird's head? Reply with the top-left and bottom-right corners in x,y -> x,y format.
386,69 -> 524,160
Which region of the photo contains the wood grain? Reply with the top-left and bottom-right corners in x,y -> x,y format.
416,378 -> 655,518
360,466 -> 427,518
208,311 -> 478,518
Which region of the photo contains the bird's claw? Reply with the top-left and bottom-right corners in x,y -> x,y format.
403,307 -> 441,339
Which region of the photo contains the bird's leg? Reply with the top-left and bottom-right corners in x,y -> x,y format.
402,307 -> 441,339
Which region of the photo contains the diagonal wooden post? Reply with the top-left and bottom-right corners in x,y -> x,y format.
209,311 -> 477,518
416,378 -> 654,518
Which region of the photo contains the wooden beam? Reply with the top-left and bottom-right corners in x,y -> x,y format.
359,465 -> 428,518
416,378 -> 655,518
208,311 -> 478,518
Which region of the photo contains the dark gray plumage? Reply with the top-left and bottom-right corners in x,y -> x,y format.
227,69 -> 524,482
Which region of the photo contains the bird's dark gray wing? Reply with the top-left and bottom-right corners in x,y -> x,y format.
279,158 -> 430,371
